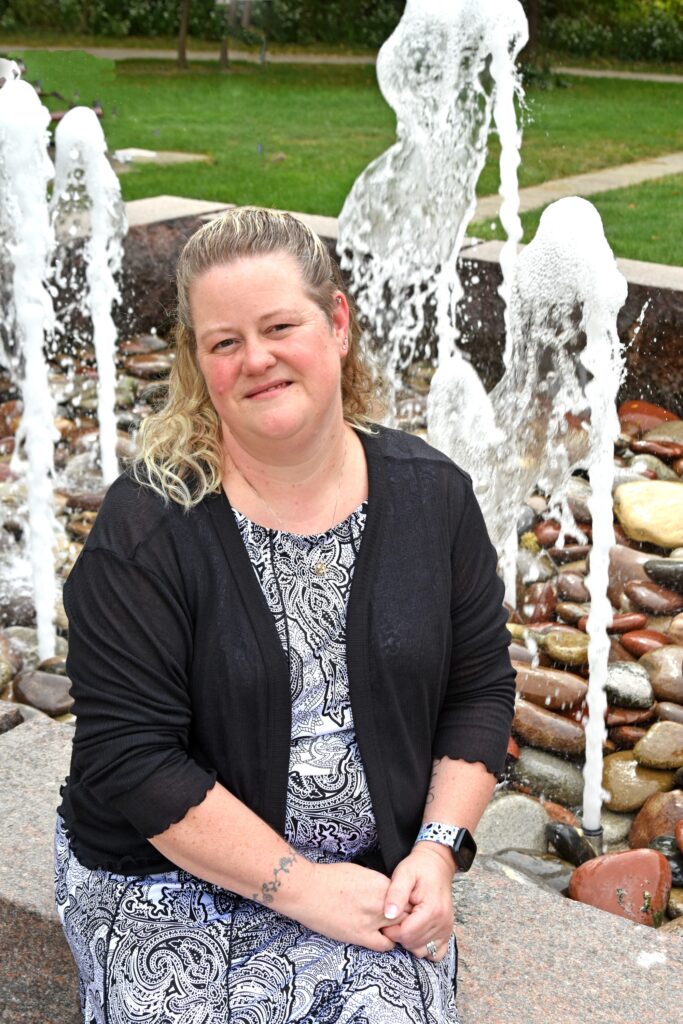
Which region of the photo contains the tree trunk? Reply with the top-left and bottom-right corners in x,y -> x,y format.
178,0 -> 191,70
228,0 -> 238,28
523,0 -> 540,62
219,33 -> 230,70
241,0 -> 252,31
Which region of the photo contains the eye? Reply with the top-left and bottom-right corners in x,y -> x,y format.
270,323 -> 294,333
213,337 -> 236,351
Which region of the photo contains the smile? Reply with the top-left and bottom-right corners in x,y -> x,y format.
245,381 -> 292,399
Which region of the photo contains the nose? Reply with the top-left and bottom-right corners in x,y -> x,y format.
241,337 -> 277,375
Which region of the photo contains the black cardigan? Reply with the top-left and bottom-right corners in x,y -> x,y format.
57,425 -> 515,877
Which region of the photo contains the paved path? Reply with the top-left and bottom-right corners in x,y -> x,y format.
554,65 -> 683,84
9,45 -> 683,80
8,44 -> 375,65
474,151 -> 683,222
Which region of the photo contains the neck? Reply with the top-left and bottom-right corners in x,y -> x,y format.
222,420 -> 349,491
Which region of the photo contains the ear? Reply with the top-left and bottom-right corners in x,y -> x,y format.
332,291 -> 350,354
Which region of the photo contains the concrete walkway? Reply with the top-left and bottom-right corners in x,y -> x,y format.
554,65 -> 683,84
474,151 -> 683,223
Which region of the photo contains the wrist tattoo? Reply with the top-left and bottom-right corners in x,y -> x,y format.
425,757 -> 443,805
251,849 -> 298,905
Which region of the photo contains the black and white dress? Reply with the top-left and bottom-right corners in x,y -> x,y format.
54,503 -> 459,1024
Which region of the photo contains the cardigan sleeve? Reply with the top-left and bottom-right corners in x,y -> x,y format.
432,471 -> 516,780
64,547 -> 217,838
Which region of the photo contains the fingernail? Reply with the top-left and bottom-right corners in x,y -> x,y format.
385,904 -> 399,920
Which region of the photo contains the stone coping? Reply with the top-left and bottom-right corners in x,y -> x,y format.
2,717 -> 683,1022
124,196 -> 683,293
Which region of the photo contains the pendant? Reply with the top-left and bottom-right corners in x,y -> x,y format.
313,561 -> 327,577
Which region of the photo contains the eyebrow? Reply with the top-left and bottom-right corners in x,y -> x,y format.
198,309 -> 302,344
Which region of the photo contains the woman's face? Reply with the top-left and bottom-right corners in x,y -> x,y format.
191,252 -> 349,453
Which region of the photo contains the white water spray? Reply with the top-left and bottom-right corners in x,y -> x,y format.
52,107 -> 127,484
0,80 -> 58,660
337,0 -> 527,410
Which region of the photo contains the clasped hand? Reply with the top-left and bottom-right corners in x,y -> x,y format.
300,845 -> 454,961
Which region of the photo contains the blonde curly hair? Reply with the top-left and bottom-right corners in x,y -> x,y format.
133,206 -> 383,508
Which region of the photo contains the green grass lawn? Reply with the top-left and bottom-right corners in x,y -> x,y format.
8,50 -> 683,263
471,173 -> 683,266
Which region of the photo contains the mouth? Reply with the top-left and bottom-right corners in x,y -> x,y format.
244,380 -> 293,399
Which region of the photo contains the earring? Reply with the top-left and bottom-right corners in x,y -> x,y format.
341,335 -> 349,353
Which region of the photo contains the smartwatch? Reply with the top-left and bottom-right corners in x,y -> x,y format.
414,822 -> 477,872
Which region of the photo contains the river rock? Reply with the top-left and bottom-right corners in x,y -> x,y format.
677,819 -> 683,853
608,637 -> 636,663
124,351 -> 175,379
640,646 -> 683,703
531,626 -> 589,666
625,580 -> 683,616
602,750 -> 675,812
607,546 -> 652,608
618,400 -> 679,433
512,698 -> 585,759
516,505 -> 537,536
670,613 -> 683,644
566,476 -> 592,523
630,454 -> 680,481
492,848 -> 574,894
4,628 -> 68,672
545,823 -> 596,866
118,332 -> 169,356
557,572 -> 590,602
649,835 -> 683,886
474,792 -> 551,855
614,481 -> 683,549
644,420 -> 683,445
568,849 -> 671,926
605,706 -> 655,727
513,662 -> 587,710
634,721 -> 683,770
604,662 -> 654,710
619,629 -> 670,658
667,887 -> 683,918
555,601 -> 590,625
601,809 -> 635,849
629,790 -> 683,848
656,702 -> 683,725
510,747 -> 584,806
509,641 -> 533,664
609,725 -> 648,750
13,670 -> 73,718
644,558 -> 683,595
0,698 -> 23,733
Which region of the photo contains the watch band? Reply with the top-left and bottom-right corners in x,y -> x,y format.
414,821 -> 477,872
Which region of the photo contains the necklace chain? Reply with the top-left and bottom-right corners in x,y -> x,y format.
231,436 -> 348,577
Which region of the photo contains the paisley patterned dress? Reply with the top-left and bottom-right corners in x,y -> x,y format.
54,502 -> 459,1024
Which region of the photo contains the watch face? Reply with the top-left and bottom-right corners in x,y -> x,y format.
453,829 -> 477,871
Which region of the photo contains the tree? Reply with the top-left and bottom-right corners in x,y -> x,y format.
178,0 -> 192,69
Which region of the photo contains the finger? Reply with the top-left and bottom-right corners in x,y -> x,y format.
408,938 -> 449,962
388,901 -> 437,948
383,864 -> 417,922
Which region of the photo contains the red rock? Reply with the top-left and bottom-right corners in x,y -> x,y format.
512,662 -> 587,710
557,573 -> 590,602
608,638 -> 637,663
609,725 -> 648,750
674,458 -> 683,477
656,703 -> 683,726
605,706 -> 656,727
507,736 -> 520,760
569,849 -> 671,925
618,400 -> 679,434
630,439 -> 683,460
538,800 -> 579,827
625,581 -> 683,616
629,790 -> 683,848
676,819 -> 683,854
548,544 -> 591,564
124,352 -> 175,379
620,629 -> 671,657
577,612 -> 646,634
533,519 -> 561,547
608,547 -> 652,608
512,698 -> 585,759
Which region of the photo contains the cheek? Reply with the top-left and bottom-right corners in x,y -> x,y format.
200,359 -> 235,399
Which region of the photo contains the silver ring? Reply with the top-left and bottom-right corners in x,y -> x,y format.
425,940 -> 438,959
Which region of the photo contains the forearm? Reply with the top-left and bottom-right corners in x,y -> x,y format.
147,780 -> 314,916
423,755 -> 497,835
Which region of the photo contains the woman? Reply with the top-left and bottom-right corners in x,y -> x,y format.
54,206 -> 515,1024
